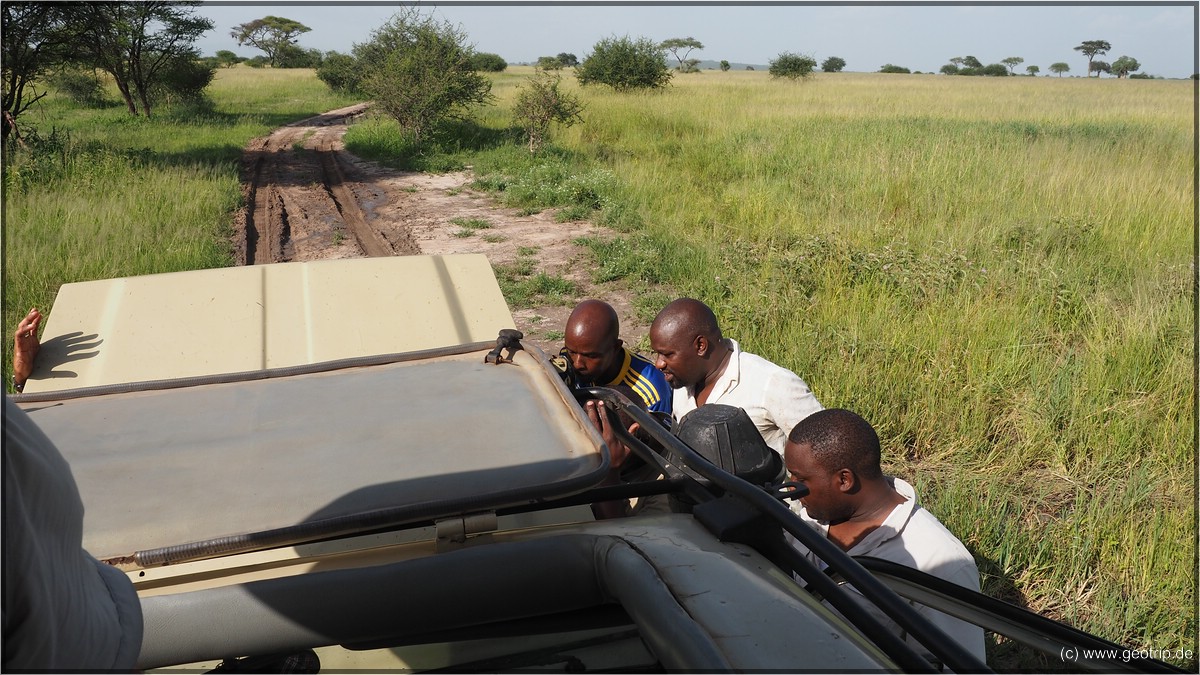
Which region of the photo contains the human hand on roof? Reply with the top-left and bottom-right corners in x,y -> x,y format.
13,307 -> 41,392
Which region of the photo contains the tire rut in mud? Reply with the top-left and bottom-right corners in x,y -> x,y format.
236,104 -> 416,265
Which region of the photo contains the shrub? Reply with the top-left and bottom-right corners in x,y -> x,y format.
471,52 -> 507,72
719,60 -> 730,72
879,64 -> 911,74
317,51 -> 362,93
821,56 -> 846,73
50,69 -> 108,107
576,35 -> 671,91
535,56 -> 563,70
358,9 -> 493,144
769,52 -> 817,80
150,56 -> 216,105
214,50 -> 242,68
513,70 -> 584,154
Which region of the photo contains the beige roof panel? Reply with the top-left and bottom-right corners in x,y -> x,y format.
24,255 -> 513,393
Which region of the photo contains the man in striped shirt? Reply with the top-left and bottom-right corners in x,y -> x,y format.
561,299 -> 672,415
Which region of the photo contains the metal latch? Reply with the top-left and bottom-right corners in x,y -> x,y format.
435,512 -> 499,549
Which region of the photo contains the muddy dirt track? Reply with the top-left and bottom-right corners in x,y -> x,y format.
232,105 -> 649,354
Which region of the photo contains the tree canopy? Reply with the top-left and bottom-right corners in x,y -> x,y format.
1049,62 -> 1070,77
2,3 -> 79,139
821,56 -> 847,73
659,37 -> 703,72
1110,55 -> 1140,79
232,16 -> 311,68
1001,57 -> 1024,74
1074,40 -> 1111,77
72,1 -> 214,117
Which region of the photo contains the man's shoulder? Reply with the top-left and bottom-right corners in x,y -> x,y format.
898,507 -> 979,585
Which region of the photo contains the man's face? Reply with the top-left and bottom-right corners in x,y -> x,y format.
564,330 -> 622,382
649,324 -> 701,390
784,441 -> 850,523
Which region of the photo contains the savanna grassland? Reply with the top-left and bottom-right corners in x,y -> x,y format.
357,67 -> 1196,668
3,65 -> 1194,669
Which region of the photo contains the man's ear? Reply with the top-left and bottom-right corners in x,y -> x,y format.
835,468 -> 858,493
694,334 -> 708,356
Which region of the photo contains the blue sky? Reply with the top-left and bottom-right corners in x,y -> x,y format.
196,2 -> 1198,78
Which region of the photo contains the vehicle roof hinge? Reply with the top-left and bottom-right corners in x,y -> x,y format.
435,511 -> 498,551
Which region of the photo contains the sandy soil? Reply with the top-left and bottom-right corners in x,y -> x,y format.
233,105 -> 651,355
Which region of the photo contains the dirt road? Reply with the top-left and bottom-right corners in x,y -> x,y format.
233,105 -> 650,354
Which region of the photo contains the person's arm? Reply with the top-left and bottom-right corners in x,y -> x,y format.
12,307 -> 42,392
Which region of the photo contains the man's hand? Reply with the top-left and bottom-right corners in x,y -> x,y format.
13,307 -> 41,390
587,399 -> 636,470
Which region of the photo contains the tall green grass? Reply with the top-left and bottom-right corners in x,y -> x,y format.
4,66 -> 1193,668
397,68 -> 1191,666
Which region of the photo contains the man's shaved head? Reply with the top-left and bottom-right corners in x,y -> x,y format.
566,299 -> 620,345
563,300 -> 624,383
649,298 -> 729,392
650,298 -> 722,344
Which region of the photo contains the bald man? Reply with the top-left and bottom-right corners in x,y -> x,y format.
561,299 -> 671,414
649,298 -> 821,454
783,408 -> 986,666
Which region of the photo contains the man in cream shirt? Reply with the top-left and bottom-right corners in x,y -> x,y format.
649,297 -> 822,453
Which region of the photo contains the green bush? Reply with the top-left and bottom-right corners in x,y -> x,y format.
358,9 -> 492,144
316,51 -> 361,94
513,70 -> 583,154
536,56 -> 563,70
576,35 -> 671,91
820,56 -> 846,73
471,52 -> 507,72
879,63 -> 911,74
150,56 -> 216,105
769,52 -> 817,80
49,69 -> 108,107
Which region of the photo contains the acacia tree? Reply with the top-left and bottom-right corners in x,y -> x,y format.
1110,55 -> 1140,79
1074,39 -> 1111,77
1089,60 -> 1111,77
2,3 -> 81,140
659,37 -> 703,72
1001,56 -> 1024,74
1049,62 -> 1070,77
232,16 -> 311,68
72,2 -> 213,117
556,53 -> 579,67
719,60 -> 730,72
357,9 -> 492,144
1026,65 -> 1040,76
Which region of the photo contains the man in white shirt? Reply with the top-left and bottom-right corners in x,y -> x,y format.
783,407 -> 987,668
648,297 -> 822,454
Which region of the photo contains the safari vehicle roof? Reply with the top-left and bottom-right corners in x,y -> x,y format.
21,254 -> 513,393
14,255 -> 608,565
